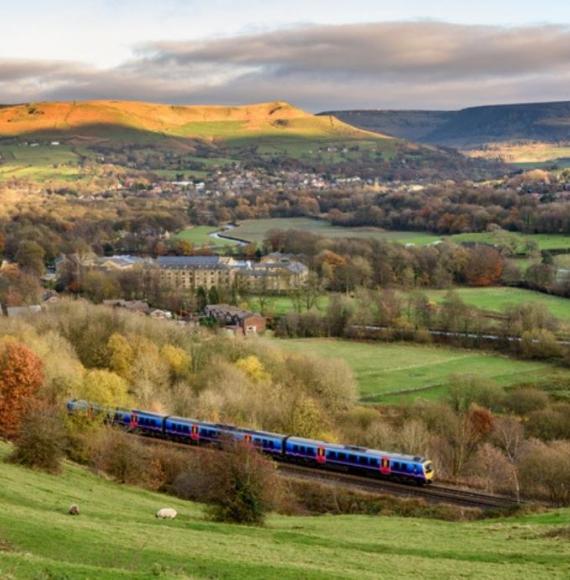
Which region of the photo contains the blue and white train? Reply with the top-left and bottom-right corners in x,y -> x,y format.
67,400 -> 434,485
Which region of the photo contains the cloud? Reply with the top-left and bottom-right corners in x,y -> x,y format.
2,21 -> 570,110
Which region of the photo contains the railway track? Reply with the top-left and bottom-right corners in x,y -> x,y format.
134,433 -> 523,510
276,463 -> 521,509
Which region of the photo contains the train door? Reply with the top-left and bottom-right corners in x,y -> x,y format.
191,424 -> 200,442
129,412 -> 139,431
243,434 -> 253,446
316,446 -> 326,464
380,456 -> 391,475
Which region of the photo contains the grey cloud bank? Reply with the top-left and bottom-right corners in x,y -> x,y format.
2,21 -> 570,110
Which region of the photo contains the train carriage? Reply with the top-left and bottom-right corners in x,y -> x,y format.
66,400 -> 434,485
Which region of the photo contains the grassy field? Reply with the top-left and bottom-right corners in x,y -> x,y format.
231,218 -> 441,245
421,287 -> 570,322
245,286 -> 568,323
1,442 -> 569,579
175,226 -> 237,248
227,218 -> 570,252
0,143 -> 83,182
450,231 -> 570,252
277,339 -> 565,403
245,294 -> 330,316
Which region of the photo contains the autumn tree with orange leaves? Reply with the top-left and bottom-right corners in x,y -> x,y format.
0,341 -> 44,439
464,246 -> 505,286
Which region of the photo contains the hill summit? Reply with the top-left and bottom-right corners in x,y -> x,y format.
0,99 -> 384,143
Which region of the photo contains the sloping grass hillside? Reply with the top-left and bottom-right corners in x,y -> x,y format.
1,442 -> 569,579
0,100 -> 387,145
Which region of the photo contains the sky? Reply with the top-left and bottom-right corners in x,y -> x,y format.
2,0 -> 570,110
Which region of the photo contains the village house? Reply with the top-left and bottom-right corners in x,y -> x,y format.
204,304 -> 266,336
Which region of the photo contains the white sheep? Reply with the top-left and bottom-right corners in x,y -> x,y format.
155,508 -> 177,519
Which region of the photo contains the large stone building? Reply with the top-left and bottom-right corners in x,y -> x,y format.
157,256 -> 236,291
157,254 -> 308,293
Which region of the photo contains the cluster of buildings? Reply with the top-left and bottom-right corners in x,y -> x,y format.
56,252 -> 309,293
156,253 -> 308,292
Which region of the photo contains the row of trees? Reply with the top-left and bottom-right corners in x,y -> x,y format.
187,173 -> 570,235
277,290 -> 569,364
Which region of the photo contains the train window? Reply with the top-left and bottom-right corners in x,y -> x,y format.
328,451 -> 337,460
293,445 -> 299,453
350,455 -> 357,463
370,459 -> 379,467
308,448 -> 315,456
338,452 -> 346,461
359,456 -> 368,465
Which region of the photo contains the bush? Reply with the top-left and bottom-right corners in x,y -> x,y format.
90,429 -> 152,485
174,441 -> 278,526
9,406 -> 66,473
88,428 -> 191,491
283,479 -> 484,521
503,388 -> 549,416
519,440 -> 570,505
521,329 -> 563,359
526,405 -> 570,441
447,375 -> 504,412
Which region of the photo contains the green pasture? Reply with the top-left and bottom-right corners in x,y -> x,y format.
175,226 -> 236,248
0,143 -> 83,182
1,442 -> 569,578
421,287 -> 570,322
277,339 -> 565,403
226,218 -> 570,252
230,218 -> 441,245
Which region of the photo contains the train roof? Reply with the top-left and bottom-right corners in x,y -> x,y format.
287,436 -> 427,463
167,416 -> 285,440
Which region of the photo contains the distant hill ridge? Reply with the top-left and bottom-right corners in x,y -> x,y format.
0,99 -> 386,143
321,101 -> 570,148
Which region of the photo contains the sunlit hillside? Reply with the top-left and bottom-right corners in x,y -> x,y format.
0,100 -> 388,143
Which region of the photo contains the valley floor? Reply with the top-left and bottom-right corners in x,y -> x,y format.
0,443 -> 569,579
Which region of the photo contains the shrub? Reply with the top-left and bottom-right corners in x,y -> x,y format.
526,405 -> 570,441
503,388 -> 549,416
447,375 -> 504,413
90,429 -> 151,485
89,428 -> 192,491
519,440 -> 570,505
9,406 -> 66,473
174,441 -> 278,526
521,329 -> 563,359
282,479 -> 484,521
